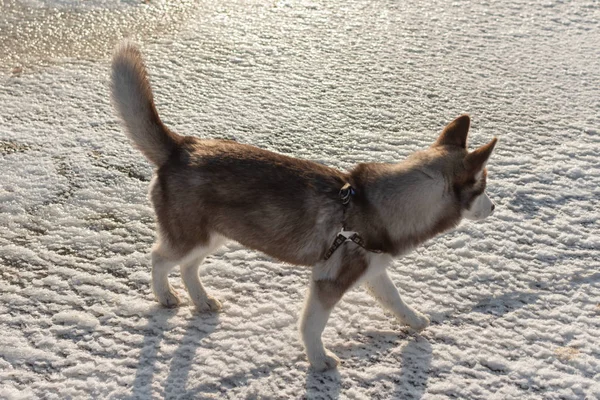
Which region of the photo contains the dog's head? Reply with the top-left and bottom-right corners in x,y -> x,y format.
432,114 -> 497,221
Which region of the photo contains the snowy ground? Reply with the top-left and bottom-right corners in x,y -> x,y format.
1,0 -> 599,399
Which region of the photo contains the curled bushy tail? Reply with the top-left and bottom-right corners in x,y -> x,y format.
110,42 -> 180,166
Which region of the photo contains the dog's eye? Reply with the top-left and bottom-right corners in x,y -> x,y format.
466,188 -> 484,206
475,187 -> 486,198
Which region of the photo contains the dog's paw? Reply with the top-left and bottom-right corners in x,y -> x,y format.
156,290 -> 181,308
309,351 -> 340,372
193,295 -> 222,313
406,311 -> 430,332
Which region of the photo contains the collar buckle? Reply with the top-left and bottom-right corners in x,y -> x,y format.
339,183 -> 355,205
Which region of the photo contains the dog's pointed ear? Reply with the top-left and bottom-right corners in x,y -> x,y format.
435,114 -> 470,148
464,138 -> 498,173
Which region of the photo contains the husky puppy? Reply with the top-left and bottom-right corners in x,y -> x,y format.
111,43 -> 497,371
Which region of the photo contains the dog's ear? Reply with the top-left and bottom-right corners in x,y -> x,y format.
435,115 -> 470,148
464,138 -> 498,174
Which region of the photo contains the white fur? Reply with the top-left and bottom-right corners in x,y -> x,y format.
152,235 -> 227,309
385,168 -> 450,251
361,253 -> 394,284
300,281 -> 340,371
364,271 -> 429,330
151,250 -> 181,307
300,252 -> 423,372
301,258 -> 344,371
464,192 -> 495,220
111,43 -> 175,166
474,164 -> 486,181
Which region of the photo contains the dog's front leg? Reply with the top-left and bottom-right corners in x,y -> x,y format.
300,279 -> 342,372
365,271 -> 430,331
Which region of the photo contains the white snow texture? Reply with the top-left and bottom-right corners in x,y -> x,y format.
1,0 -> 599,399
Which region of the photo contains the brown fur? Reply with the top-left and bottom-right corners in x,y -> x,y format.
435,114 -> 471,148
316,248 -> 369,308
149,136 -> 481,267
150,138 -> 348,263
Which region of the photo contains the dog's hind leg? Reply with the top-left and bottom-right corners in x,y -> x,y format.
364,271 -> 430,331
180,235 -> 227,312
151,242 -> 182,308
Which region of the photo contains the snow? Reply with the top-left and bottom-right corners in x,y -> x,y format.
1,0 -> 600,398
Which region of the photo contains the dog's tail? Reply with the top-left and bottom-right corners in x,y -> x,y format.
110,42 -> 181,166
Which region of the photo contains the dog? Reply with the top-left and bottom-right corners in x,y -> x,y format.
110,43 -> 497,371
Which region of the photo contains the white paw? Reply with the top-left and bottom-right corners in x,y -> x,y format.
193,295 -> 222,313
156,289 -> 181,308
406,311 -> 430,331
309,350 -> 340,372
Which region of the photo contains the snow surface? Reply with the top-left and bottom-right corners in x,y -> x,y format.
1,0 -> 599,398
